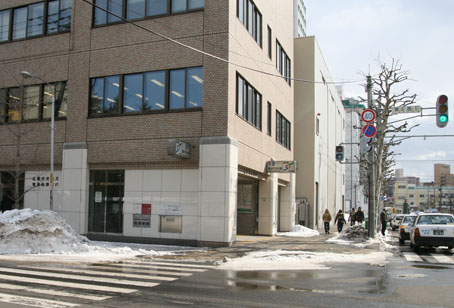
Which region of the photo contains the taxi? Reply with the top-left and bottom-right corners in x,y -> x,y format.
398,214 -> 417,245
409,213 -> 454,252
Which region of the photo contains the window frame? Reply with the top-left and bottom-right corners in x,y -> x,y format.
236,73 -> 262,130
236,0 -> 262,47
276,40 -> 291,85
276,110 -> 291,150
267,101 -> 271,136
88,66 -> 203,118
0,81 -> 68,124
0,0 -> 72,44
93,0 -> 204,27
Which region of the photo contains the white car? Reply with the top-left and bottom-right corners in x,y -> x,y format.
409,213 -> 454,252
398,214 -> 417,245
391,214 -> 405,231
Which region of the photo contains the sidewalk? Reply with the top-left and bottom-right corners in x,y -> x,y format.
154,231 -> 382,264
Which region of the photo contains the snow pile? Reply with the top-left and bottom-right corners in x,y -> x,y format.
0,209 -> 89,254
326,225 -> 379,247
277,224 -> 320,237
0,209 -> 202,262
219,249 -> 392,271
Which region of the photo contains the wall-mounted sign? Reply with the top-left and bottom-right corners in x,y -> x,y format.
168,139 -> 190,159
159,204 -> 182,215
142,204 -> 151,215
133,214 -> 151,228
266,161 -> 297,173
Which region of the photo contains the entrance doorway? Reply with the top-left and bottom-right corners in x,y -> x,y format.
88,170 -> 124,234
236,178 -> 258,235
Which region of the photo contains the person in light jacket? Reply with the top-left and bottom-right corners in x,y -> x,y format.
322,209 -> 332,234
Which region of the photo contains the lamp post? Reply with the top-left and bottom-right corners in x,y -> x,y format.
20,71 -> 55,211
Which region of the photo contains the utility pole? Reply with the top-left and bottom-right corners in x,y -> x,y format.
367,75 -> 376,238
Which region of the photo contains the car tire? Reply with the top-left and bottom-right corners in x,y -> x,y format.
399,238 -> 405,246
448,246 -> 453,250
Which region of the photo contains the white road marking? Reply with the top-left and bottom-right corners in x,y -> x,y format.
0,267 -> 159,288
131,261 -> 216,269
105,262 -> 207,272
0,282 -> 111,301
0,291 -> 79,308
0,273 -> 136,294
403,252 -> 424,262
431,254 -> 454,264
22,266 -> 177,281
87,264 -> 193,276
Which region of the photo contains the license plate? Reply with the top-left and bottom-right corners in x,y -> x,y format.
433,230 -> 444,236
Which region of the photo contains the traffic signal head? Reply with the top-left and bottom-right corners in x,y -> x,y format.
335,145 -> 344,161
436,94 -> 448,128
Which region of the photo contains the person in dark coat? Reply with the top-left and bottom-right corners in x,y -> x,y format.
334,209 -> 346,233
379,209 -> 387,236
355,207 -> 365,224
349,208 -> 356,226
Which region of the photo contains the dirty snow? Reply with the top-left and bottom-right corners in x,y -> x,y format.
219,249 -> 392,271
326,225 -> 386,248
0,209 -> 202,262
277,224 -> 320,237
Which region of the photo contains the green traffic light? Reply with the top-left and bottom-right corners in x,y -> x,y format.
439,114 -> 448,123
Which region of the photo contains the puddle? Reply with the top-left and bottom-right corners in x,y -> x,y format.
228,281 -> 345,294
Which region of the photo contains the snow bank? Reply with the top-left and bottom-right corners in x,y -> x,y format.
277,224 -> 320,237
326,225 -> 379,247
219,249 -> 392,271
0,209 -> 202,262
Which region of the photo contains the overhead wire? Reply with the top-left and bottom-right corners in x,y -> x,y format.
78,0 -> 362,85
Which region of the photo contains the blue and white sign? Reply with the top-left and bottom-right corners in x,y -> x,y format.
362,124 -> 377,138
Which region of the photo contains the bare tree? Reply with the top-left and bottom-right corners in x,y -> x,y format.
360,58 -> 418,229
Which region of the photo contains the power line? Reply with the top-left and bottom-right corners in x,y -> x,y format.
78,0 -> 362,85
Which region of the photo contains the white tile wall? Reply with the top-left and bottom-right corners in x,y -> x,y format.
181,216 -> 200,240
143,170 -> 162,191
162,170 -> 181,192
60,211 -> 80,234
181,169 -> 199,192
201,191 -> 225,217
181,192 -> 200,216
200,216 -> 224,242
201,167 -> 226,192
125,170 -> 143,192
201,144 -> 226,167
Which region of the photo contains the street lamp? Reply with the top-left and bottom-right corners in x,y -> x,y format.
21,71 -> 55,211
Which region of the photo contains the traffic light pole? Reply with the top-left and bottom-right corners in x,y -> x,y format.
367,75 -> 376,238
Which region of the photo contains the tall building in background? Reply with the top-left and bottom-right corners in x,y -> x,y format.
0,0 -> 295,246
293,0 -> 307,37
434,164 -> 454,186
294,36 -> 345,230
343,98 -> 367,212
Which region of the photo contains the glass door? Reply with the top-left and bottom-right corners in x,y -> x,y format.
88,170 -> 124,234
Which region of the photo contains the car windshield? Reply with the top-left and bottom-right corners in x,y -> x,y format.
402,216 -> 416,224
417,215 -> 454,225
395,216 -> 404,221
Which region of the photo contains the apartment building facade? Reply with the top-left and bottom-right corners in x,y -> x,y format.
0,0 -> 295,246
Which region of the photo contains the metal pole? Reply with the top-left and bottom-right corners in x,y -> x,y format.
50,91 -> 55,211
367,75 -> 375,238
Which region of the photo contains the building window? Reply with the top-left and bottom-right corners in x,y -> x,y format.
237,0 -> 262,47
236,73 -> 262,130
276,40 -> 291,85
89,67 -> 203,116
316,117 -> 319,136
267,26 -> 272,59
276,111 -> 291,149
0,0 -> 71,42
0,82 -> 68,123
398,185 -> 406,189
419,194 -> 425,198
94,0 -> 204,26
267,102 -> 271,136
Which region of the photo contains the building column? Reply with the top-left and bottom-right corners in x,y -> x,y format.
61,142 -> 89,234
279,173 -> 296,232
199,137 -> 238,244
258,173 -> 278,235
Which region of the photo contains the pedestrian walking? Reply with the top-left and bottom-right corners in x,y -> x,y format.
379,208 -> 387,236
322,209 -> 332,234
349,208 -> 356,226
356,207 -> 365,224
334,209 -> 346,233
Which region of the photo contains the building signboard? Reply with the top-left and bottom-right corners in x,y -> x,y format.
167,139 -> 190,158
159,204 -> 183,215
266,161 -> 297,173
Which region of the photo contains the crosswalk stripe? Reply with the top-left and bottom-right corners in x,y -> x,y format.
403,252 -> 424,262
0,291 -> 79,308
86,264 -> 193,276
0,267 -> 160,288
431,255 -> 454,264
22,266 -> 178,282
0,273 -> 136,294
0,282 -> 111,301
104,262 -> 207,272
131,260 -> 216,269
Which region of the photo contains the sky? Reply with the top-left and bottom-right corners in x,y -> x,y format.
305,0 -> 454,183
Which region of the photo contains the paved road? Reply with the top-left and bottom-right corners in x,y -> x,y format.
0,232 -> 453,308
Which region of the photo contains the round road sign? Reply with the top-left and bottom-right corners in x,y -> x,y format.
361,109 -> 376,122
362,124 -> 377,138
